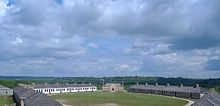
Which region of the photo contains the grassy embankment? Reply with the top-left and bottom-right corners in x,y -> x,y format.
0,96 -> 14,106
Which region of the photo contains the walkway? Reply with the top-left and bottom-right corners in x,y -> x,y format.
144,93 -> 195,106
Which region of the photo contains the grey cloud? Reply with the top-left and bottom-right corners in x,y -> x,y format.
206,59 -> 220,71
7,0 -> 49,25
100,0 -> 194,36
0,26 -> 85,61
170,36 -> 220,50
125,40 -> 171,56
4,0 -> 220,38
60,1 -> 102,34
1,0 -> 220,77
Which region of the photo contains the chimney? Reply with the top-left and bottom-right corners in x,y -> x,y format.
155,83 -> 158,86
102,79 -> 105,86
196,84 -> 199,88
167,83 -> 170,87
66,82 -> 68,85
180,84 -> 183,87
136,82 -> 139,85
20,97 -> 25,106
45,83 -> 47,86
145,83 -> 148,85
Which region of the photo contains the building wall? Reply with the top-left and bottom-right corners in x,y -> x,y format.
102,84 -> 124,92
0,89 -> 13,95
128,88 -> 200,99
34,86 -> 97,94
13,91 -> 21,106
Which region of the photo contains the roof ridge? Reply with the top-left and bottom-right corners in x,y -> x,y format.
30,92 -> 45,103
209,92 -> 220,104
205,97 -> 218,105
21,89 -> 36,98
30,92 -> 61,105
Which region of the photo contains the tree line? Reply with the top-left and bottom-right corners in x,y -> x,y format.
0,76 -> 220,92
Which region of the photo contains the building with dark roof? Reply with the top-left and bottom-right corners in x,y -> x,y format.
128,83 -> 201,99
0,84 -> 13,95
13,86 -> 63,106
19,83 -> 97,94
192,90 -> 220,106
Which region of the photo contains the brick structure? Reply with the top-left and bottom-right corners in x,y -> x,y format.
102,83 -> 124,92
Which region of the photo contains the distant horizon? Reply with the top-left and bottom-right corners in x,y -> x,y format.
0,0 -> 220,78
0,75 -> 219,79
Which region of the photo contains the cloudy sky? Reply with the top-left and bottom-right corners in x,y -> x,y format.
0,0 -> 220,78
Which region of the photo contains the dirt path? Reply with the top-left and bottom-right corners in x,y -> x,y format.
56,99 -> 119,106
144,94 -> 195,106
56,99 -> 72,106
168,96 -> 194,106
183,99 -> 194,106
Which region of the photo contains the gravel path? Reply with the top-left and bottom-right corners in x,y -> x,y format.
144,94 -> 195,106
168,97 -> 194,106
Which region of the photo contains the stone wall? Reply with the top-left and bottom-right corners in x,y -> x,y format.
0,89 -> 13,95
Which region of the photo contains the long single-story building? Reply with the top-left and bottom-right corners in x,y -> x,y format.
128,83 -> 201,99
0,85 -> 13,95
13,86 -> 62,106
19,83 -> 97,94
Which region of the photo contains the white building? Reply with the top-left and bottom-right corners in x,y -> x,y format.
0,85 -> 13,95
18,83 -> 97,94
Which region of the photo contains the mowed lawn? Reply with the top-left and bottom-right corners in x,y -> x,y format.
51,92 -> 188,106
0,96 -> 14,106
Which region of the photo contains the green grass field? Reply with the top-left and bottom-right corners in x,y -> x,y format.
51,92 -> 188,106
0,96 -> 14,106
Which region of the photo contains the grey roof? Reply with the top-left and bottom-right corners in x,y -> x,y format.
33,84 -> 96,89
192,90 -> 220,106
0,85 -> 10,90
13,86 -> 32,98
13,86 -> 62,106
129,84 -> 201,93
